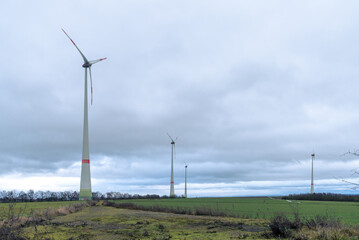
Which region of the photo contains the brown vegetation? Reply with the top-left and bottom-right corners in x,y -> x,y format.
0,201 -> 96,240
267,214 -> 359,240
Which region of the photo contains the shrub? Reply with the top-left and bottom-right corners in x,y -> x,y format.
269,215 -> 294,238
0,203 -> 27,240
269,213 -> 349,239
305,215 -> 341,230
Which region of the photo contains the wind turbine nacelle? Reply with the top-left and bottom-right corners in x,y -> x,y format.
82,63 -> 91,68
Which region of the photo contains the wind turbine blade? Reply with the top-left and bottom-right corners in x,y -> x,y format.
62,28 -> 89,63
167,132 -> 174,142
175,136 -> 178,141
89,66 -> 93,105
89,58 -> 107,65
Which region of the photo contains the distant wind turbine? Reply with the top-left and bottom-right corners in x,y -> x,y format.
62,29 -> 106,200
184,162 -> 189,198
167,133 -> 178,198
311,153 -> 315,194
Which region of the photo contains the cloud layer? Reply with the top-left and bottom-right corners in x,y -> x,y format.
1,1 -> 359,196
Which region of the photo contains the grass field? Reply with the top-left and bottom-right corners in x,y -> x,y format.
115,197 -> 359,224
0,198 -> 357,224
0,199 -> 357,239
0,201 -> 270,239
0,201 -> 81,219
21,205 -> 269,239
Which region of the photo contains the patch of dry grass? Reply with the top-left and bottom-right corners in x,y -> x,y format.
293,226 -> 359,240
268,213 -> 359,240
0,201 -> 96,239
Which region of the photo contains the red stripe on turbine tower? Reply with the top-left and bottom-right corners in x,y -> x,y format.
82,159 -> 90,164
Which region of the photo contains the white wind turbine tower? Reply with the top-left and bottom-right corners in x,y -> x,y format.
167,133 -> 178,198
184,162 -> 188,198
62,29 -> 107,200
311,153 -> 315,194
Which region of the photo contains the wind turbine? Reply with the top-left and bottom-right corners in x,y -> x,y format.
184,162 -> 189,198
167,133 -> 178,198
311,153 -> 315,194
62,29 -> 106,200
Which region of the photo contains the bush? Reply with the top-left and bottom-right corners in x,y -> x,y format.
269,215 -> 295,238
0,224 -> 27,240
305,215 -> 341,230
0,202 -> 27,240
269,213 -> 348,239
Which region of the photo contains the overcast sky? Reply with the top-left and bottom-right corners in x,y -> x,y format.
1,1 -> 359,197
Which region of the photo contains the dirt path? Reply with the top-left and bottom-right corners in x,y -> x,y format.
24,205 -> 269,239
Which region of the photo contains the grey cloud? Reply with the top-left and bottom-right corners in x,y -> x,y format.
1,1 -> 359,196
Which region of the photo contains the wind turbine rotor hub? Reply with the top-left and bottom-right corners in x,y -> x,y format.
82,63 -> 91,68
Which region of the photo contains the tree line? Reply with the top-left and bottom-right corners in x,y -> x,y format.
283,193 -> 359,202
0,190 -> 179,202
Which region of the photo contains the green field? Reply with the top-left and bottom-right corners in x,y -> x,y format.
0,199 -> 357,239
115,197 -> 359,224
0,201 -> 270,239
26,205 -> 268,239
0,198 -> 357,225
0,201 -> 81,219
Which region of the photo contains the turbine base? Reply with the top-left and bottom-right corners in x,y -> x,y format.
79,189 -> 92,200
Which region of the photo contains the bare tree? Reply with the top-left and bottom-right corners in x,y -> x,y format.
27,190 -> 34,202
340,150 -> 359,189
